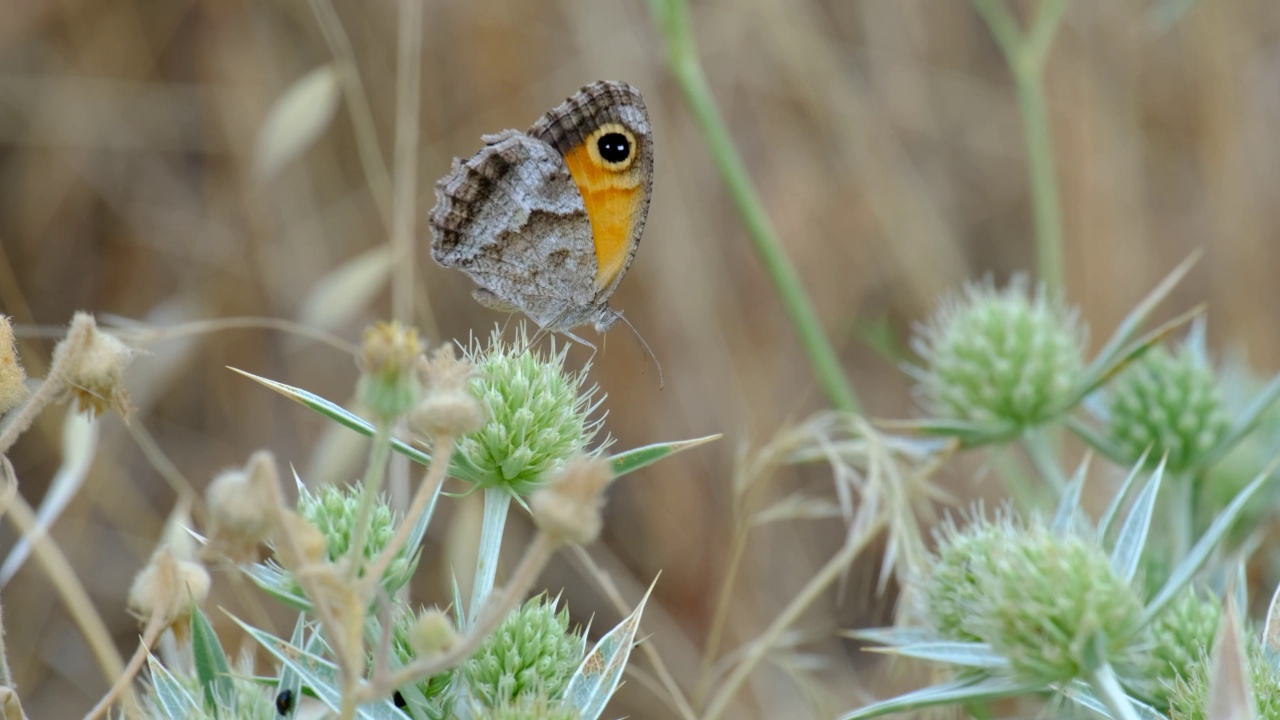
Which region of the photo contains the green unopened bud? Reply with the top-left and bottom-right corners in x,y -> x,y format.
357,321 -> 423,422
462,595 -> 583,708
1144,588 -> 1221,708
489,694 -> 579,720
1169,632 -> 1280,720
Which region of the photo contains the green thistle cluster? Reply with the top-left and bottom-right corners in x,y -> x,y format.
1142,588 -> 1221,707
922,512 -> 1019,643
1168,636 -> 1280,719
295,482 -> 416,591
453,328 -> 605,496
912,276 -> 1085,428
923,514 -> 1145,686
462,595 -> 584,709
1108,344 -> 1229,475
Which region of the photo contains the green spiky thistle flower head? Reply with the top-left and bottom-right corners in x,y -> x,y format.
912,275 -> 1086,429
1108,343 -> 1229,475
923,512 -> 1146,686
1168,633 -> 1280,719
293,482 -> 416,593
462,594 -> 584,709
452,326 -> 607,497
1142,588 -> 1221,709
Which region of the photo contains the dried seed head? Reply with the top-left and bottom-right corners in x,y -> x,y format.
408,607 -> 460,658
529,455 -> 612,546
204,450 -> 282,563
413,346 -> 487,439
272,509 -> 329,571
55,312 -> 137,418
127,547 -> 210,628
0,315 -> 27,417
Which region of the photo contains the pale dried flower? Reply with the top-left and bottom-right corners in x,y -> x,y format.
0,315 -> 27,417
409,607 -> 460,658
56,312 -> 136,418
272,509 -> 328,571
204,450 -> 282,563
529,455 -> 612,545
127,547 -> 210,627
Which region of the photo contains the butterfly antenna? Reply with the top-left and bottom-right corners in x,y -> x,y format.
617,313 -> 663,389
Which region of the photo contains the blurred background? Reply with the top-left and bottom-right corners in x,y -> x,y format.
3,0 -> 1280,717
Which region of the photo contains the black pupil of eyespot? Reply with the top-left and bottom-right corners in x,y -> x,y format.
597,133 -> 630,163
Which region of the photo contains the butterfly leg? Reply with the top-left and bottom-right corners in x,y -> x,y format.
561,330 -> 597,351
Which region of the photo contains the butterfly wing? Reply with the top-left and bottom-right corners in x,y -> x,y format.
529,80 -> 653,302
429,129 -> 600,329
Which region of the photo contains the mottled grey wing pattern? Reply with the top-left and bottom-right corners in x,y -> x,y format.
429,129 -> 599,329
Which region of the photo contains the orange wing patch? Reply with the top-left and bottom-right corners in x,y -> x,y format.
561,124 -> 645,290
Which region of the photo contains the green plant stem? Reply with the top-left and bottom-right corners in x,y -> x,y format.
1021,427 -> 1067,494
389,0 -> 422,323
469,488 -> 511,628
346,421 -> 393,583
1088,663 -> 1141,720
647,0 -> 860,414
970,0 -> 1069,296
360,436 -> 453,597
1016,73 -> 1065,297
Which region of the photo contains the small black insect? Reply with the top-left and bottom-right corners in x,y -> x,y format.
275,688 -> 294,715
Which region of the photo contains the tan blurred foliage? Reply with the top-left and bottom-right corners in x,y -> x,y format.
2,0 -> 1279,716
